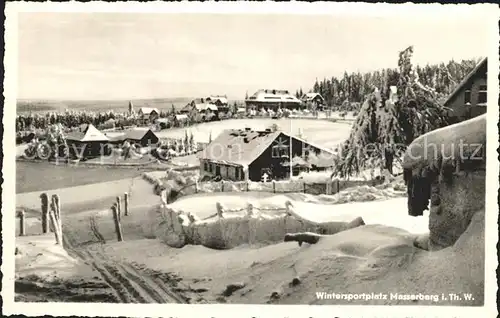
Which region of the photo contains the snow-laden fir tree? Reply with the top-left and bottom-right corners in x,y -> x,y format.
332,46 -> 452,178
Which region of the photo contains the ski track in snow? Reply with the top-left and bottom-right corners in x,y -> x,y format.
62,228 -> 188,304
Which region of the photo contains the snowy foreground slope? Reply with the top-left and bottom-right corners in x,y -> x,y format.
96,201 -> 481,305
17,179 -> 483,305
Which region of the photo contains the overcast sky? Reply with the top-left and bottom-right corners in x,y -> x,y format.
18,12 -> 490,100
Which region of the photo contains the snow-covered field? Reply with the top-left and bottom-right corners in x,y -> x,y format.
155,118 -> 352,150
168,191 -> 427,235
16,176 -> 157,216
13,116 -> 483,305
15,171 -> 486,305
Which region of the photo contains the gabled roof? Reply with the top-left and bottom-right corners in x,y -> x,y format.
194,103 -> 218,112
107,128 -> 158,142
198,129 -> 335,167
443,57 -> 487,106
198,129 -> 281,166
66,123 -> 109,142
206,96 -> 228,105
179,104 -> 192,113
138,107 -> 159,115
302,93 -> 324,101
246,89 -> 302,104
124,128 -> 156,141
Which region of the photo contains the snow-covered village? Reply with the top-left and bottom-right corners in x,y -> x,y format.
9,8 -> 494,311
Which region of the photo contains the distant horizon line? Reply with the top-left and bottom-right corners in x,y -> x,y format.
16,96 -> 245,103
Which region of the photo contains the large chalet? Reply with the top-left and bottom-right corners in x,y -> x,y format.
443,57 -> 487,122
198,128 -> 335,181
245,89 -> 303,111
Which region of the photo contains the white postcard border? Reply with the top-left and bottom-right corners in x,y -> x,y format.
2,2 -> 499,317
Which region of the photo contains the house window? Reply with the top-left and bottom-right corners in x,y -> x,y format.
204,161 -> 209,172
235,167 -> 240,180
272,145 -> 289,158
208,163 -> 213,173
464,89 -> 471,104
478,85 -> 487,104
215,165 -> 221,176
272,138 -> 290,158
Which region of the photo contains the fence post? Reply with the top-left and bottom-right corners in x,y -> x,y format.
216,202 -> 224,218
124,192 -> 129,216
303,182 -> 306,193
246,203 -> 253,217
337,179 -> 340,193
326,181 -> 332,195
161,190 -> 168,205
51,194 -> 63,243
18,210 -> 25,236
48,206 -> 62,245
111,205 -> 124,242
221,180 -> 225,192
40,193 -> 49,233
273,180 -> 276,193
194,181 -> 198,194
52,194 -> 61,223
116,196 -> 122,220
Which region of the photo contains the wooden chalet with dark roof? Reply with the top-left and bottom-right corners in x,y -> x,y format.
66,123 -> 111,159
108,128 -> 159,147
197,128 -> 335,181
443,57 -> 487,122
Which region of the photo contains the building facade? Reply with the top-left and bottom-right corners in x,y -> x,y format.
443,58 -> 487,123
245,89 -> 303,111
66,124 -> 111,159
198,128 -> 334,181
206,95 -> 229,113
137,107 -> 160,123
301,93 -> 325,110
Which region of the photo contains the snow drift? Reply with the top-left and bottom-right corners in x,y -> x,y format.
144,200 -> 365,249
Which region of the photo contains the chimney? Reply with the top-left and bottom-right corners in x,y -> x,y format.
245,127 -> 251,131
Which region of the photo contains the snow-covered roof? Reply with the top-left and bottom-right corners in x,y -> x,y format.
175,114 -> 189,121
302,93 -> 324,101
403,113 -> 486,218
206,96 -> 228,105
198,129 -> 335,167
403,113 -> 486,172
246,89 -> 302,104
138,107 -> 159,115
194,103 -> 218,112
66,123 -> 110,142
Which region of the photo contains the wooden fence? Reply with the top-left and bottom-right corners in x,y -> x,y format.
166,178 -> 385,203
16,193 -> 63,246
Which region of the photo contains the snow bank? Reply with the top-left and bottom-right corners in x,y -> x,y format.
16,234 -> 80,280
145,201 -> 364,250
403,113 -> 486,173
403,114 -> 486,249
